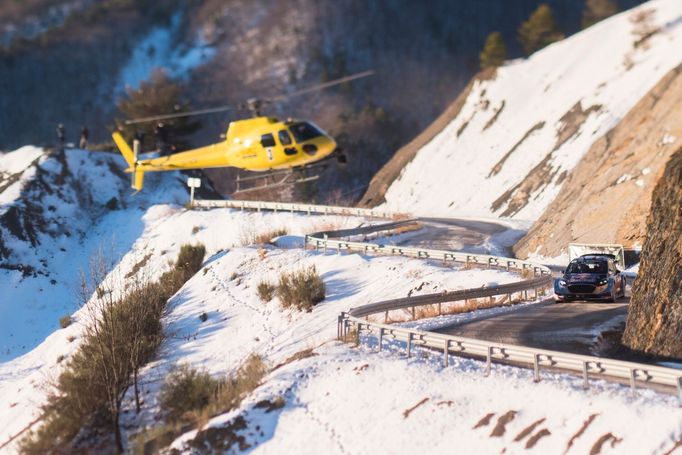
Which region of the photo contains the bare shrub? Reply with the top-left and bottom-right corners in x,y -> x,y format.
254,228 -> 287,245
159,355 -> 267,428
391,212 -> 411,221
21,244 -> 206,454
276,266 -> 326,311
392,222 -> 422,235
59,315 -> 72,328
257,281 -> 276,302
159,364 -> 223,425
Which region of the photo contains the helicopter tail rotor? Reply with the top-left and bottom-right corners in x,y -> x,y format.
112,131 -> 145,191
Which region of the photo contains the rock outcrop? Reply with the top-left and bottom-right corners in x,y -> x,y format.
622,146 -> 682,358
515,63 -> 682,258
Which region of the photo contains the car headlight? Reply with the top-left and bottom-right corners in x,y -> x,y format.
559,279 -> 567,287
598,278 -> 608,286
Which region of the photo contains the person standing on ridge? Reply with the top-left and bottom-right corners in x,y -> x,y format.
79,126 -> 89,149
56,123 -> 65,150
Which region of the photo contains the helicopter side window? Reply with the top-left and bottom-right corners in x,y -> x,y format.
289,122 -> 323,143
260,133 -> 276,148
278,130 -> 293,146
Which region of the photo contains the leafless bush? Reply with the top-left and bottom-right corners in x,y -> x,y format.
159,355 -> 267,428
21,244 -> 206,454
254,228 -> 288,245
276,266 -> 326,311
256,281 -> 276,302
59,315 -> 72,328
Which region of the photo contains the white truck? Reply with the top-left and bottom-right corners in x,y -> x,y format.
568,243 -> 625,270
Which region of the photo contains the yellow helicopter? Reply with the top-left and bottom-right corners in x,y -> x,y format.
112,71 -> 373,193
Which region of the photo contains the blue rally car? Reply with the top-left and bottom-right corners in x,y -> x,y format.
554,254 -> 626,302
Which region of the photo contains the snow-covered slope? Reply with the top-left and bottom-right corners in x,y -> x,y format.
0,147 -> 189,360
381,0 -> 682,221
130,245 -> 681,455
0,177 -> 367,451
1,155 -> 680,452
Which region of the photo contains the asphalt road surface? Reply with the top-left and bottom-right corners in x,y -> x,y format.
435,299 -> 629,355
396,217 -> 519,256
384,218 -> 631,356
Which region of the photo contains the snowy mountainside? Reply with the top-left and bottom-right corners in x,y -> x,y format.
129,246 -> 681,454
0,153 -> 680,452
0,188 -> 367,451
0,146 -> 189,360
380,0 -> 682,221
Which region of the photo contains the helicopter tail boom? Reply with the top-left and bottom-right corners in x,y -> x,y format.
112,132 -> 144,191
112,132 -> 135,166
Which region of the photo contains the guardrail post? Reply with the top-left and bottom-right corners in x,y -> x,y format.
411,307 -> 416,320
337,314 -> 342,339
407,333 -> 413,358
485,346 -> 492,376
438,302 -> 442,316
444,340 -> 450,367
323,235 -> 328,254
343,319 -> 349,342
384,311 -> 389,323
533,354 -> 541,382
582,362 -> 589,389
677,377 -> 682,406
355,323 -> 361,346
524,289 -> 528,301
630,369 -> 637,393
378,328 -> 384,351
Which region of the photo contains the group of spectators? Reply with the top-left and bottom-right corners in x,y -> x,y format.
56,124 -> 89,150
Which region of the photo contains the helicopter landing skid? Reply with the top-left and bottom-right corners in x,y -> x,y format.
232,165 -> 327,195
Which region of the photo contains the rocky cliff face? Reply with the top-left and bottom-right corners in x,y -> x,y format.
515,63 -> 682,258
622,147 -> 682,358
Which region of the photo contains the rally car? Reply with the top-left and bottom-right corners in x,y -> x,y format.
554,254 -> 626,302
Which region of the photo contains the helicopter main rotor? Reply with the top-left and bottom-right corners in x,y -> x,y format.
123,70 -> 374,126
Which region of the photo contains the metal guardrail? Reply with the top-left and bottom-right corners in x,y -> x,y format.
195,199 -> 682,400
193,199 -> 397,219
336,318 -> 682,396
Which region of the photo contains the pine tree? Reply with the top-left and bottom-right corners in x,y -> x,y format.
582,0 -> 619,29
479,31 -> 507,70
116,70 -> 200,152
517,4 -> 564,56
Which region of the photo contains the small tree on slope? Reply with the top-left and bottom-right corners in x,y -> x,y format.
116,70 -> 200,152
582,0 -> 619,29
480,31 -> 507,70
517,4 -> 564,56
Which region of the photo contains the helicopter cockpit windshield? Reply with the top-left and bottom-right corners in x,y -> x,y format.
289,122 -> 323,143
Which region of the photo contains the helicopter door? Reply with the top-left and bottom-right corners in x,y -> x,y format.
261,133 -> 276,161
279,130 -> 297,156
